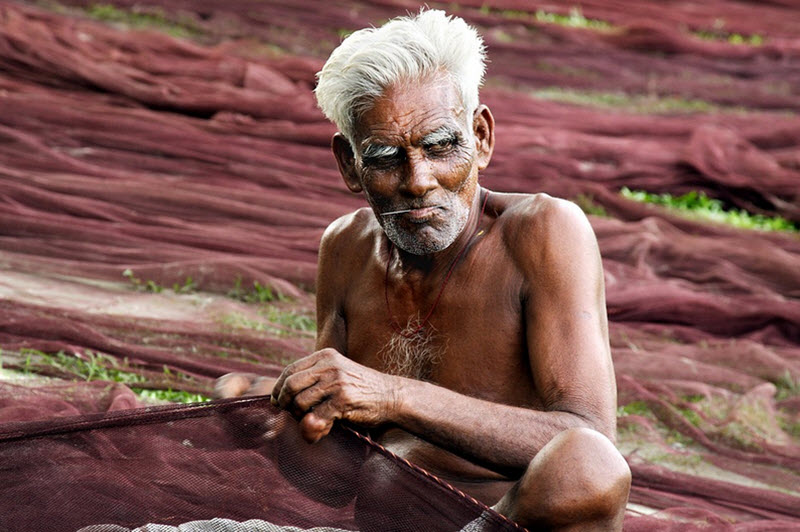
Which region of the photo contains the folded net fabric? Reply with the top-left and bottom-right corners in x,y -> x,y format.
0,384 -> 522,532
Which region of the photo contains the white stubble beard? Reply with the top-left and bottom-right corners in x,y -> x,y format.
369,183 -> 474,255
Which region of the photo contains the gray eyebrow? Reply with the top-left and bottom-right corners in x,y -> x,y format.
422,127 -> 459,146
363,144 -> 400,159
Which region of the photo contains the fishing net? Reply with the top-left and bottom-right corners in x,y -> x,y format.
1,1 -> 799,530
0,382 -> 522,532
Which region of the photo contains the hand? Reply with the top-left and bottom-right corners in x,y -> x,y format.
213,372 -> 277,399
271,348 -> 400,443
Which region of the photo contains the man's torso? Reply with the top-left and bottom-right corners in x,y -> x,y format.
319,191 -> 562,499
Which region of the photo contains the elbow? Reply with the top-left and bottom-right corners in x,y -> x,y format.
580,411 -> 616,444
557,407 -> 617,444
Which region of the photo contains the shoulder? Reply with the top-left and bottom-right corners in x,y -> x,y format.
494,192 -> 600,279
317,206 -> 382,291
319,207 -> 380,259
497,192 -> 595,254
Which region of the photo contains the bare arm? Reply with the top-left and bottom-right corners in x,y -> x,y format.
374,199 -> 615,474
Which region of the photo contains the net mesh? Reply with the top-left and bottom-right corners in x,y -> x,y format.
0,383 -> 522,532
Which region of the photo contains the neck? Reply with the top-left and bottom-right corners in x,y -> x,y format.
390,187 -> 487,276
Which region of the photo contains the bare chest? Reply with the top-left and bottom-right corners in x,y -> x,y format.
342,251 -> 536,405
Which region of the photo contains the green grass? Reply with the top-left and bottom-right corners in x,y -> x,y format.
264,306 -> 316,332
779,414 -> 800,439
617,400 -> 697,449
533,7 -> 613,31
123,268 -> 163,293
227,277 -> 287,304
478,5 -> 613,31
532,87 -> 727,114
573,194 -> 608,217
18,348 -> 144,384
775,370 -> 800,401
135,388 -> 209,403
617,400 -> 653,418
221,305 -> 316,337
621,188 -> 799,232
695,31 -> 763,46
693,19 -> 763,46
9,349 -> 209,403
123,269 -> 197,294
83,3 -> 201,38
676,406 -> 703,427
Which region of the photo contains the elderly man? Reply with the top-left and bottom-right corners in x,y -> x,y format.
219,9 -> 630,531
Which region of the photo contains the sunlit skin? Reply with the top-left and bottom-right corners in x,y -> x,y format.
217,73 -> 631,530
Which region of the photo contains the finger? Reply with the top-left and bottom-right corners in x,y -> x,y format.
290,386 -> 328,417
299,400 -> 340,443
243,376 -> 277,397
213,372 -> 260,399
270,352 -> 325,405
275,370 -> 322,410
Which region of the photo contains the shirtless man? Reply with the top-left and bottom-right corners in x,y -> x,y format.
217,10 -> 631,531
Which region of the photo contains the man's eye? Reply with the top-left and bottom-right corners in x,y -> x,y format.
363,155 -> 400,169
425,138 -> 458,156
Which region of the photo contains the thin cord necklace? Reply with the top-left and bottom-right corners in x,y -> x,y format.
384,189 -> 490,339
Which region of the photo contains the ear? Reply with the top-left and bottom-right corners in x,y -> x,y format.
472,105 -> 495,170
332,133 -> 363,193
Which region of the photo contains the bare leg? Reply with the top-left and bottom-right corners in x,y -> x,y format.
492,428 -> 631,531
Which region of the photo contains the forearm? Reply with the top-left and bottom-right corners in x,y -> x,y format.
392,377 -> 596,475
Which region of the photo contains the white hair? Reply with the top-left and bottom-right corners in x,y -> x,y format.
315,9 -> 487,143
378,315 -> 445,381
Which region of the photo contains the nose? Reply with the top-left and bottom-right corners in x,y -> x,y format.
400,153 -> 438,198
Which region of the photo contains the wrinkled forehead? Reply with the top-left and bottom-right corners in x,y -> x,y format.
351,73 -> 468,148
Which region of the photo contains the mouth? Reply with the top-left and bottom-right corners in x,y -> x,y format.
381,205 -> 443,223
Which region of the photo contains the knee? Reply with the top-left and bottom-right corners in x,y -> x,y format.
512,428 -> 631,528
552,428 -> 631,519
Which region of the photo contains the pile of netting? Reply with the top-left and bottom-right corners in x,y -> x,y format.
1,1 -> 799,530
0,385 -> 523,532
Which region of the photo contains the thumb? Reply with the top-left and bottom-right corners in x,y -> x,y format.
299,403 -> 339,443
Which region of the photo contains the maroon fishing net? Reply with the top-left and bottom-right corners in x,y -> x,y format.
0,382 -> 522,532
1,1 -> 799,530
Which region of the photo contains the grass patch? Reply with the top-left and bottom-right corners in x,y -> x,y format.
684,394 -> 705,403
573,194 -> 608,217
693,19 -> 763,46
616,400 -> 697,449
478,5 -> 613,31
9,349 -> 209,404
264,306 -> 316,333
83,3 -> 201,38
695,31 -> 763,46
123,269 -> 196,294
676,406 -> 703,427
533,7 -> 613,31
621,188 -> 799,232
532,87 -> 726,114
778,414 -> 800,440
17,348 -> 144,384
775,370 -> 800,401
135,388 -> 209,403
221,305 -> 315,337
617,400 -> 653,418
228,277 -> 286,304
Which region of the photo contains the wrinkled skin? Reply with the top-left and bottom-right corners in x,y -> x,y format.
217,73 -> 631,530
